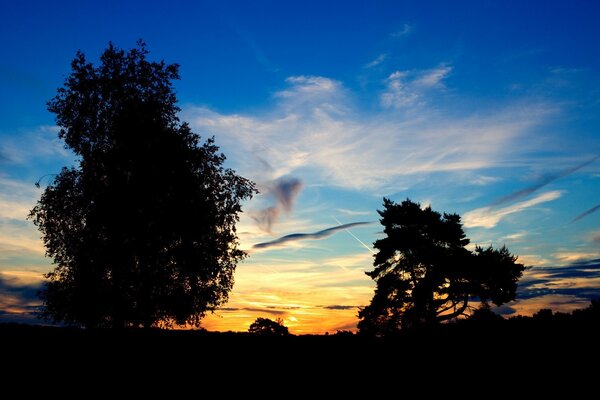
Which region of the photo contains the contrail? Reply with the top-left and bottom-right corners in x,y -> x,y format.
491,155 -> 599,207
253,221 -> 373,250
334,217 -> 376,254
572,203 -> 600,223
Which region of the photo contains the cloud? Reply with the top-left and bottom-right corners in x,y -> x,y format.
469,175 -> 502,186
505,294 -> 591,317
463,190 -> 562,229
517,258 -> 600,301
321,305 -> 357,310
493,305 -> 517,316
336,208 -> 372,217
413,65 -> 453,87
364,54 -> 387,69
573,203 -> 600,223
201,250 -> 375,334
219,307 -> 288,316
253,221 -> 373,250
277,75 -> 341,99
0,125 -> 72,166
380,65 -> 452,109
380,71 -> 420,108
0,273 -> 42,323
184,74 -> 552,192
492,156 -> 598,207
253,177 -> 303,232
553,251 -> 600,264
391,23 -> 413,38
0,176 -> 48,260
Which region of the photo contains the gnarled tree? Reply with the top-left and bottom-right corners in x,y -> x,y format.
30,42 -> 256,328
358,198 -> 525,335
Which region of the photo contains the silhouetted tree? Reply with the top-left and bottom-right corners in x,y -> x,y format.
29,42 -> 256,328
358,198 -> 525,335
467,303 -> 504,323
248,317 -> 290,336
334,330 -> 354,336
533,308 -> 554,321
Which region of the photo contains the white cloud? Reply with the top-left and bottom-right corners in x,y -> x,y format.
469,175 -> 502,186
380,65 -> 453,109
364,54 -> 387,69
380,71 -> 421,108
518,254 -> 552,267
277,76 -> 341,98
335,208 -> 373,217
463,190 -> 563,229
184,74 -> 552,194
0,125 -> 71,165
413,65 -> 453,88
391,23 -> 413,38
553,251 -> 600,263
0,176 -> 48,266
0,176 -> 39,221
501,231 -> 527,242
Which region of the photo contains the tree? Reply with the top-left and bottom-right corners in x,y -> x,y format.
358,198 -> 525,335
29,42 -> 256,328
248,317 -> 290,336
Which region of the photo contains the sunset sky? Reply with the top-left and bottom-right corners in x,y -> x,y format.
1,0 -> 599,333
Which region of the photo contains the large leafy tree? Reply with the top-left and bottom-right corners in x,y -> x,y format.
30,42 -> 256,328
358,198 -> 525,335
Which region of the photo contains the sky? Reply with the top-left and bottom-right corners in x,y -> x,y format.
1,0 -> 600,334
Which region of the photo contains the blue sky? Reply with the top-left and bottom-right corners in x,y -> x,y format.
1,0 -> 599,332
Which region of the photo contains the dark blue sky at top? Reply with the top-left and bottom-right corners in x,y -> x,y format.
1,0 -> 599,130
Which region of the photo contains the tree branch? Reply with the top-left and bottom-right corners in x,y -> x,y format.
437,296 -> 469,321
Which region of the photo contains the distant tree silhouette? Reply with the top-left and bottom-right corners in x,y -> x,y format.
29,41 -> 256,328
248,317 -> 290,336
358,198 -> 525,335
467,303 -> 504,323
533,308 -> 554,321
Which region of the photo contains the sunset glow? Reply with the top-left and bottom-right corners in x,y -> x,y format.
1,1 -> 599,333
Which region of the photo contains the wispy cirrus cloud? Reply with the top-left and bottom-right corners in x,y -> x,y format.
336,208 -> 373,217
184,72 -> 553,193
463,190 -> 563,229
492,156 -> 598,207
391,23 -> 413,38
364,53 -> 387,69
0,125 -> 71,166
380,65 -> 452,109
0,176 -> 47,258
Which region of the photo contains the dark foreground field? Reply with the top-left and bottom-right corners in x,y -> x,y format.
2,318 -> 599,393
3,316 -> 598,361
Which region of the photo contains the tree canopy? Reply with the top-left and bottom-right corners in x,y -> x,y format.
30,42 -> 256,328
358,198 -> 525,335
248,317 -> 290,336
